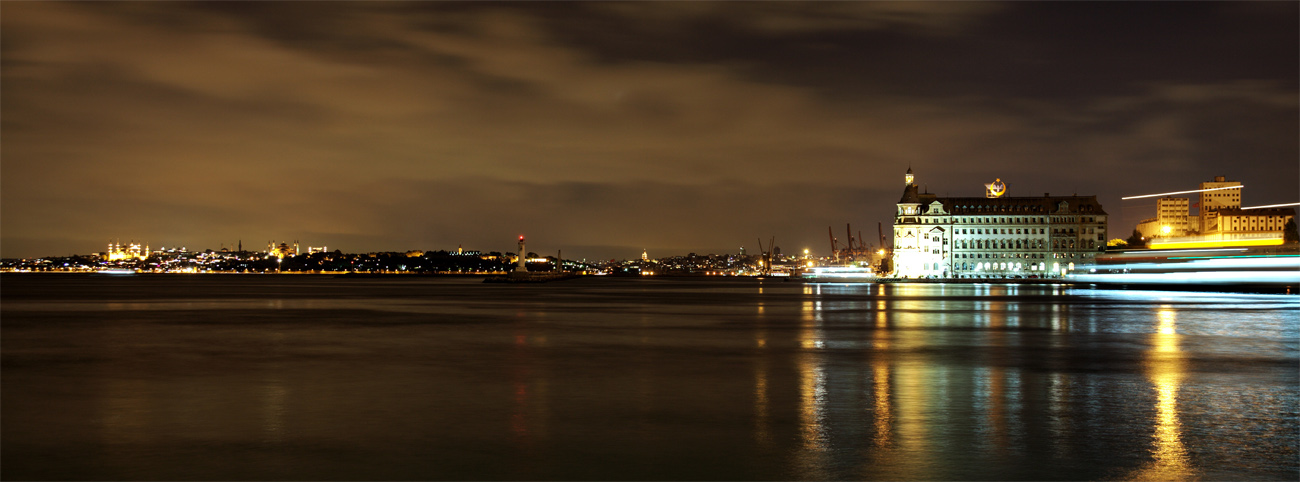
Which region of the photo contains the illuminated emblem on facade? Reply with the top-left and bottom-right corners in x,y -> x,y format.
985,178 -> 1007,198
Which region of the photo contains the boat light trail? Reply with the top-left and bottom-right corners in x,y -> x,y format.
1240,202 -> 1300,210
1121,185 -> 1244,200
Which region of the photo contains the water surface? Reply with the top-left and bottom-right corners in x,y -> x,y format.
3,274 -> 1296,480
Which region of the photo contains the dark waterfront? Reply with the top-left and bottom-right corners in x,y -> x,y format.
3,274 -> 1297,480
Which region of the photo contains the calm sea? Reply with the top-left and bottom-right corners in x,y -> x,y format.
3,274 -> 1297,480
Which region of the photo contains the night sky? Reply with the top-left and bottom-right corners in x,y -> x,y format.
3,2 -> 1296,260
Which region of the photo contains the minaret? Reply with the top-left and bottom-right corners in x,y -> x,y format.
516,236 -> 527,272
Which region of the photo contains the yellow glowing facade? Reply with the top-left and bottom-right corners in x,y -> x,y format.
104,240 -> 149,261
1131,176 -> 1293,239
1148,233 -> 1284,250
1136,197 -> 1192,239
1201,207 -> 1294,236
267,240 -> 299,259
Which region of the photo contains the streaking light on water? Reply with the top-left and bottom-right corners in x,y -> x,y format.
1073,248 -> 1300,286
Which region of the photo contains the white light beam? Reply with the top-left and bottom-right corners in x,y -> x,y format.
1121,185 -> 1243,200
1241,202 -> 1300,210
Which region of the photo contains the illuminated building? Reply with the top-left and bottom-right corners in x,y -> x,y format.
104,240 -> 149,261
1131,176 -> 1294,239
1200,207 -> 1295,236
1199,176 -> 1242,211
893,169 -> 1107,279
1136,197 -> 1192,239
267,240 -> 299,259
1197,175 -> 1242,233
1195,175 -> 1293,236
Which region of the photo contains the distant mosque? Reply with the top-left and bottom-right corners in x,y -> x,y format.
104,240 -> 149,261
268,240 -> 299,259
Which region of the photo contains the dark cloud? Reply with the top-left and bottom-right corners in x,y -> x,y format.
2,2 -> 1295,259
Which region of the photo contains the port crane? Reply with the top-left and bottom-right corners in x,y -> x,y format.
756,236 -> 775,276
828,223 -> 876,265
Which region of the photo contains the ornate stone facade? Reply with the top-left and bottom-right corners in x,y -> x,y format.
893,169 -> 1107,279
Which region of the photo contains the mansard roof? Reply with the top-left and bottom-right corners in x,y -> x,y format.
919,195 -> 1107,216
899,183 -> 921,204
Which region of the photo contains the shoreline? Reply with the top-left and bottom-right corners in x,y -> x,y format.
2,271 -> 1293,294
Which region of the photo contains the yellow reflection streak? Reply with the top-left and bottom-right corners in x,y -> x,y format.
875,284 -> 930,479
872,363 -> 892,449
795,298 -> 828,479
891,361 -> 932,480
870,314 -> 893,449
754,359 -> 771,446
796,350 -> 828,478
754,321 -> 771,446
262,375 -> 287,445
1126,305 -> 1194,481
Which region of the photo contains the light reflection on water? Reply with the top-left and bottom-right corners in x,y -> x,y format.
2,275 -> 1296,480
1125,305 -> 1194,481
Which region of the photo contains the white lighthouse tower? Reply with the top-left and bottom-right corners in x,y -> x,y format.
516,235 -> 527,272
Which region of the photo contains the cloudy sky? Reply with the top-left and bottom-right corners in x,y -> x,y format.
3,1 -> 1296,260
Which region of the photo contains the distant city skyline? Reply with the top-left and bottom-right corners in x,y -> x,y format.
3,2 -> 1296,261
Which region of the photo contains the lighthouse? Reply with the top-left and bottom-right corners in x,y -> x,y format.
516,235 -> 527,272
